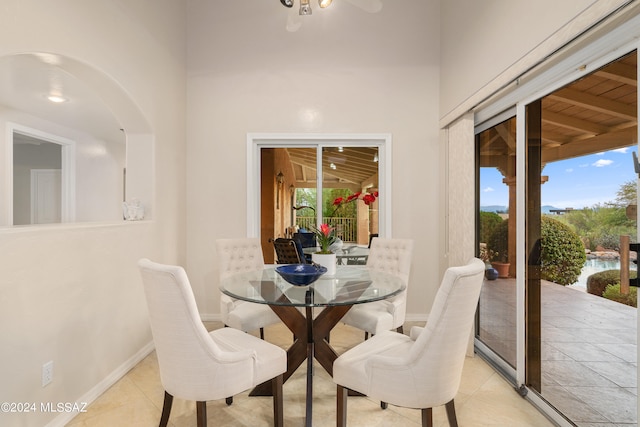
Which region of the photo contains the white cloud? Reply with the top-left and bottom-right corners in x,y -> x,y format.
483,187 -> 494,193
613,147 -> 629,154
565,168 -> 573,173
592,159 -> 613,167
579,163 -> 589,168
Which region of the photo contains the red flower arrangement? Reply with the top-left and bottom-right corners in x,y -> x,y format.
310,191 -> 378,254
330,191 -> 378,216
310,223 -> 337,254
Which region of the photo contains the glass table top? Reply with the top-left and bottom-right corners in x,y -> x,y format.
220,265 -> 405,307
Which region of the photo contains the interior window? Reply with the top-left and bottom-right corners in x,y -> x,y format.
0,53 -> 149,227
249,135 -> 388,264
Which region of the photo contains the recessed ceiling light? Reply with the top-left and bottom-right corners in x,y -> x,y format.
46,94 -> 68,103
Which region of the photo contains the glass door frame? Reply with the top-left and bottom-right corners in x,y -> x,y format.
246,133 -> 392,239
474,20 -> 640,426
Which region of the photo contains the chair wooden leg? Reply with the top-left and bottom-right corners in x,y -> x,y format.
421,407 -> 433,427
337,385 -> 347,427
159,391 -> 173,427
364,332 -> 369,340
225,397 -> 233,405
272,374 -> 284,427
445,399 -> 458,427
196,401 -> 207,427
380,401 -> 388,409
260,327 -> 265,340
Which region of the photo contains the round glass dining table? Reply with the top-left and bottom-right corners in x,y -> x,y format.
302,246 -> 370,265
220,265 -> 405,427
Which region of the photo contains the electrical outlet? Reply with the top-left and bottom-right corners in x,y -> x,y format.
42,361 -> 53,387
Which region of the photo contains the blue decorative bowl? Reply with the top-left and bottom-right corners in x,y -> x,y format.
275,264 -> 327,286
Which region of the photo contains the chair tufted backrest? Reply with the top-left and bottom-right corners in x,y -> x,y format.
407,258 -> 485,406
216,238 -> 265,280
138,258 -> 255,401
366,238 -> 414,286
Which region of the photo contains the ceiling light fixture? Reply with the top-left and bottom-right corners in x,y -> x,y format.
299,0 -> 312,15
46,94 -> 68,103
280,0 -> 333,15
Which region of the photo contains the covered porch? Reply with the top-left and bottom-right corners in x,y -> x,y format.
479,278 -> 637,425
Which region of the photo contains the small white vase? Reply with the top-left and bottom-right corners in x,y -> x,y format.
312,252 -> 337,276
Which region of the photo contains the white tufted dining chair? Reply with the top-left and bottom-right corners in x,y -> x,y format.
216,238 -> 281,340
138,258 -> 286,427
333,258 -> 485,427
340,237 -> 414,339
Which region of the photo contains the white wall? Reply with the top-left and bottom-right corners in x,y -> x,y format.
186,0 -> 443,317
0,109 -> 125,225
0,1 -> 186,426
439,0 -> 599,119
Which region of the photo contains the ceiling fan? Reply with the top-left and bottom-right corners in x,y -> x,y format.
280,0 -> 383,32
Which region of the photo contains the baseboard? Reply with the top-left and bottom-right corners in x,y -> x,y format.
45,340 -> 155,427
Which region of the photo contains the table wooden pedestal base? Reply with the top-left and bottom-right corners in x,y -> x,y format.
249,299 -> 353,427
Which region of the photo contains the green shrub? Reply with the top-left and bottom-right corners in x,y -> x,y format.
592,232 -> 623,250
479,211 -> 503,244
540,216 -> 586,286
564,206 -> 637,251
488,216 -> 586,284
486,219 -> 509,263
587,269 -> 637,296
602,283 -> 637,307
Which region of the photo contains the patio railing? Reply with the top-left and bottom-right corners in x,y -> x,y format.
295,216 -> 357,243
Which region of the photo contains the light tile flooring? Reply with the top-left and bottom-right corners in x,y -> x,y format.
479,278 -> 637,427
67,321 -> 554,427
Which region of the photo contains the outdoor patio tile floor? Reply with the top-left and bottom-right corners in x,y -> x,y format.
480,278 -> 637,426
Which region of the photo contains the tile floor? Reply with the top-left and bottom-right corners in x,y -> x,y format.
67,321 -> 555,427
479,278 -> 637,427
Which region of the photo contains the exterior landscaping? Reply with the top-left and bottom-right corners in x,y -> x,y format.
480,181 -> 638,306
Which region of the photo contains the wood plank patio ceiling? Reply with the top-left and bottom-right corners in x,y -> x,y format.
286,146 -> 379,188
479,50 -> 637,167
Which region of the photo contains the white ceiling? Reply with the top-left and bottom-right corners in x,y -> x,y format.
0,0 -> 427,148
187,0 -> 433,75
0,53 -> 124,144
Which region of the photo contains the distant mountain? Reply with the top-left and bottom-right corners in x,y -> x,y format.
481,205 -> 561,214
480,205 -> 507,213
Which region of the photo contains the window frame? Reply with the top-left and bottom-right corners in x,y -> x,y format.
246,133 -> 392,239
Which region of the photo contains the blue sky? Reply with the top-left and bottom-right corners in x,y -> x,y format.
480,147 -> 638,209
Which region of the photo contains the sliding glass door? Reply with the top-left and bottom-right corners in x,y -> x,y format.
476,51 -> 638,426
248,135 -> 389,263
476,115 -> 519,375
